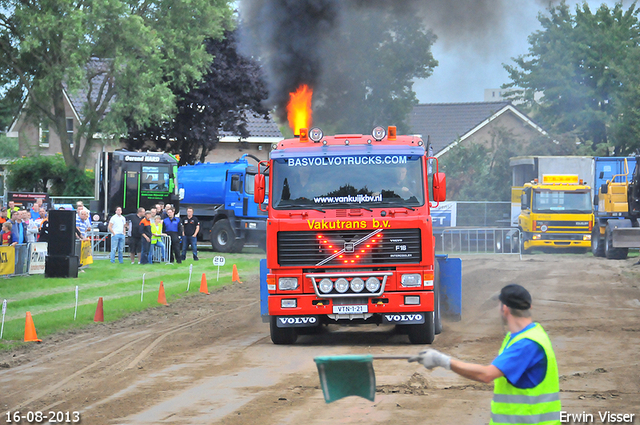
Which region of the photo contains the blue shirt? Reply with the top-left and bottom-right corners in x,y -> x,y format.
163,217 -> 180,232
491,323 -> 547,389
15,222 -> 24,244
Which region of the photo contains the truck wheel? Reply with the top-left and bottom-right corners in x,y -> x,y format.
434,260 -> 442,335
591,222 -> 605,257
211,219 -> 235,253
519,233 -> 530,255
407,311 -> 435,344
270,316 -> 297,344
605,224 -> 629,260
232,238 -> 245,253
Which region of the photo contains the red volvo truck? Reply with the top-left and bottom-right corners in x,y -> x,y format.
255,126 -> 459,344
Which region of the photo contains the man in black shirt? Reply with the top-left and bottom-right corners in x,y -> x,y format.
127,208 -> 145,264
182,207 -> 200,261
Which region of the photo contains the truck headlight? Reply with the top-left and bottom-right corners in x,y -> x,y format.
583,235 -> 591,241
365,277 -> 381,293
319,278 -> 333,294
335,278 -> 349,293
350,278 -> 365,293
278,277 -> 299,291
401,273 -> 421,287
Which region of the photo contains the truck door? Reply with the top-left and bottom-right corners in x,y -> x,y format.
124,170 -> 140,211
228,173 -> 244,217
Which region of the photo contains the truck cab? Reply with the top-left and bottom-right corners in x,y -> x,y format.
518,175 -> 593,253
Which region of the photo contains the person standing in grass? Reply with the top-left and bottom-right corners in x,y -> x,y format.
150,215 -> 167,263
109,206 -> 127,264
139,211 -> 153,264
163,207 -> 182,264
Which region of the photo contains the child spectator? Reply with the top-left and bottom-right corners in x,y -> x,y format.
1,221 -> 14,245
150,215 -> 167,263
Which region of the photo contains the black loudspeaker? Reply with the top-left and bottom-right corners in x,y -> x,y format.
45,255 -> 79,278
48,209 -> 76,256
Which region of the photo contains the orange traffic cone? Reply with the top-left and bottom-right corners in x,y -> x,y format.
158,281 -> 168,306
232,264 -> 242,283
24,311 -> 42,342
94,297 -> 104,322
199,273 -> 209,295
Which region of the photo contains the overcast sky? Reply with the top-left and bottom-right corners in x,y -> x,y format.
414,0 -> 627,104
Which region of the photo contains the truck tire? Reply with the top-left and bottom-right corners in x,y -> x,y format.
270,316 -> 297,344
519,232 -> 530,255
434,260 -> 442,335
591,222 -> 605,257
605,224 -> 629,260
232,238 -> 245,253
211,219 -> 236,253
407,311 -> 435,344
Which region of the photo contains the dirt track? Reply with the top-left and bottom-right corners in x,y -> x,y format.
2,254 -> 639,425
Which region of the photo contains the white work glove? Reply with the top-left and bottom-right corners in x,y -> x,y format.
408,349 -> 451,370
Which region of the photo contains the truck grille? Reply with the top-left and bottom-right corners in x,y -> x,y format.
277,228 -> 421,267
535,220 -> 590,233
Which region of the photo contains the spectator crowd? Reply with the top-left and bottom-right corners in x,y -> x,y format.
0,199 -> 200,268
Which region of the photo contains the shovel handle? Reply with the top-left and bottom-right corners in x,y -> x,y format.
372,355 -> 414,360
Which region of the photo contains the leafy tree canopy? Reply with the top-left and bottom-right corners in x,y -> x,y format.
313,7 -> 437,134
504,2 -> 640,154
0,0 -> 234,169
123,29 -> 270,165
8,154 -> 93,196
440,129 -> 591,201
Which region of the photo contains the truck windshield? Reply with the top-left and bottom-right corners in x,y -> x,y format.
141,166 -> 170,192
271,155 -> 424,209
532,190 -> 591,213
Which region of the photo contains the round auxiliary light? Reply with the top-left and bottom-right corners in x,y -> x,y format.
350,277 -> 365,293
365,276 -> 381,293
335,278 -> 349,293
319,278 -> 333,294
372,126 -> 386,141
309,127 -> 324,142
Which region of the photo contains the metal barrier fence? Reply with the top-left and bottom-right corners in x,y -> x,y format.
439,228 -> 521,254
91,232 -> 171,263
13,244 -> 29,276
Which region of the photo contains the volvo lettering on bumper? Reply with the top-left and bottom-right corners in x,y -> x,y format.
382,313 -> 425,324
276,316 -> 319,328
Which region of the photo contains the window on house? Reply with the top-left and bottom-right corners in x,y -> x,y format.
66,118 -> 74,149
39,123 -> 50,148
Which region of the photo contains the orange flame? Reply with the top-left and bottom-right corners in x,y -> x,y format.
287,85 -> 313,136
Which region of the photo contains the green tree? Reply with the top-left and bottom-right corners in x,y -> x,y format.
7,154 -> 93,196
0,133 -> 19,158
0,0 -> 233,170
503,2 -> 640,154
440,129 -> 582,201
314,7 -> 437,133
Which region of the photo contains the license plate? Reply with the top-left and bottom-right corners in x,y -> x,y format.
333,305 -> 368,314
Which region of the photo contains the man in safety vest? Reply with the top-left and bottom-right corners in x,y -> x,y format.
410,284 -> 560,425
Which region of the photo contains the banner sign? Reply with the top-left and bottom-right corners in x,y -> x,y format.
0,246 -> 15,276
27,242 -> 47,275
431,201 -> 457,227
80,240 -> 93,266
7,192 -> 51,211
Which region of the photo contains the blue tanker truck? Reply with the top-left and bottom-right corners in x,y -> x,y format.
178,154 -> 267,252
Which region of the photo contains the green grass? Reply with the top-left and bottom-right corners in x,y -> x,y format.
0,250 -> 263,351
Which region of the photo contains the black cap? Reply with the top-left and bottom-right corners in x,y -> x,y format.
499,284 -> 532,310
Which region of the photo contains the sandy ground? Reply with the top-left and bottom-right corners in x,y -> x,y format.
1,254 -> 639,425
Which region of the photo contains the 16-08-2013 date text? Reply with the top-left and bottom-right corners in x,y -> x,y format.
5,411 -> 81,423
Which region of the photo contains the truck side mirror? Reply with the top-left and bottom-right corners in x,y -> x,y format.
254,174 -> 266,205
432,172 -> 446,202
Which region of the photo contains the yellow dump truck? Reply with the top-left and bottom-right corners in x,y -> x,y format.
518,174 -> 593,253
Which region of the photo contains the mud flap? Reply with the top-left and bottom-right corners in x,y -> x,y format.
260,259 -> 269,322
436,255 -> 462,321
